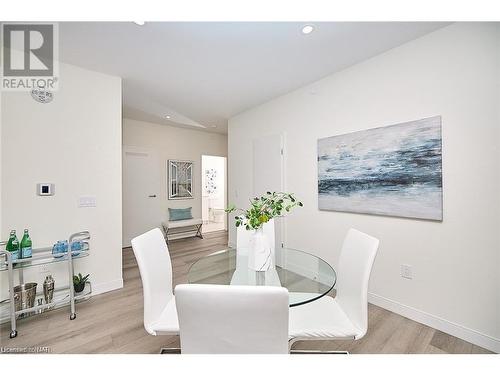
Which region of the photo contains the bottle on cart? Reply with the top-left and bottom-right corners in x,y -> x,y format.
6,230 -> 20,261
43,275 -> 55,304
20,229 -> 32,258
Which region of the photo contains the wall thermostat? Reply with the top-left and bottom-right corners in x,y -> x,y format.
37,183 -> 55,196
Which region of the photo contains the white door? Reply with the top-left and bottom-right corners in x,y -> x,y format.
253,134 -> 285,248
122,148 -> 162,247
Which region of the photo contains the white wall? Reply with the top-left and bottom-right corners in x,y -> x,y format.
122,118 -> 227,245
1,61 -> 123,302
0,89 -> 2,242
228,23 -> 500,352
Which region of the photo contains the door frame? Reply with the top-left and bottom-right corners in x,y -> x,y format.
201,154 -> 228,232
281,133 -> 287,248
122,146 -> 162,248
252,132 -> 286,248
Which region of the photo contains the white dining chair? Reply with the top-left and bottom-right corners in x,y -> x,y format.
175,284 -> 289,354
131,228 -> 179,338
288,228 -> 379,353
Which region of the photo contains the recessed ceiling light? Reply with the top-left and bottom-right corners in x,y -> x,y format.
301,25 -> 315,35
165,115 -> 171,119
133,21 -> 145,26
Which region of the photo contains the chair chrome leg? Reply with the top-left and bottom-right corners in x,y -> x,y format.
290,349 -> 349,354
160,347 -> 181,354
288,337 -> 350,354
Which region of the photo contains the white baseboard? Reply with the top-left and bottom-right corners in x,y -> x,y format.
368,292 -> 500,353
91,278 -> 123,296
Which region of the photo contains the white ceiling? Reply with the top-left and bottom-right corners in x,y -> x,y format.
59,22 -> 448,134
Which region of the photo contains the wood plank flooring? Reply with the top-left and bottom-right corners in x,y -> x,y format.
0,231 -> 492,354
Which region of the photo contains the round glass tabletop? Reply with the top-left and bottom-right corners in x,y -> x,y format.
188,247 -> 336,307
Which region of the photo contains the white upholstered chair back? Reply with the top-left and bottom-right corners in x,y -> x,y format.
131,228 -> 174,335
175,284 -> 289,354
335,228 -> 379,338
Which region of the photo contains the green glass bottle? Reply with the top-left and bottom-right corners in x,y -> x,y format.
20,229 -> 32,258
6,230 -> 20,261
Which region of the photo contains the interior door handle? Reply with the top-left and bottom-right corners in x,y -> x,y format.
148,195 -> 157,198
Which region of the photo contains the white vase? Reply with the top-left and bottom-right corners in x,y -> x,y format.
248,227 -> 273,271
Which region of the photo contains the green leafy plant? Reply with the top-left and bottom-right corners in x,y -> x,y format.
226,192 -> 303,231
73,273 -> 89,293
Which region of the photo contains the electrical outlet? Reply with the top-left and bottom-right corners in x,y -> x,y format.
401,264 -> 413,279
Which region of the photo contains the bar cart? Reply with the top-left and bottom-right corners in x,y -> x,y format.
0,231 -> 91,338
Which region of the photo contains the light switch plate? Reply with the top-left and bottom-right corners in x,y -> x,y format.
78,196 -> 97,208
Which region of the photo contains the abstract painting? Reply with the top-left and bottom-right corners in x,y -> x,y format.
168,160 -> 193,200
318,116 -> 442,220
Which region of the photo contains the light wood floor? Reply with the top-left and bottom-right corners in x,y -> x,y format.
0,231 -> 492,354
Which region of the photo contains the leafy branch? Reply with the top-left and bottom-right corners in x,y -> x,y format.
226,192 -> 303,230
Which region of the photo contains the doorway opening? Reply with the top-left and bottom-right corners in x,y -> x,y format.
201,155 -> 227,233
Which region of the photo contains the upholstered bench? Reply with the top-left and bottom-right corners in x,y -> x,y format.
162,218 -> 203,244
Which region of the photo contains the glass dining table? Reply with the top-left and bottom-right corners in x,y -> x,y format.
187,247 -> 337,307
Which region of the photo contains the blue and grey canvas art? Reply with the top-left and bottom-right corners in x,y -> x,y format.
318,116 -> 442,220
